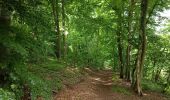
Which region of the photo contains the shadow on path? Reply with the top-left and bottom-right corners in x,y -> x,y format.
54,68 -> 168,100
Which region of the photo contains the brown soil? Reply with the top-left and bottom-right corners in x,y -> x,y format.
54,68 -> 169,100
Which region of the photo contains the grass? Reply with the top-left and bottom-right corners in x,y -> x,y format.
112,74 -> 119,81
112,85 -> 131,95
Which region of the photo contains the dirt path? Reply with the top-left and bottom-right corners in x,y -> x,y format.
54,68 -> 168,100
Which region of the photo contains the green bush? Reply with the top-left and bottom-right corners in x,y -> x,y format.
28,74 -> 52,100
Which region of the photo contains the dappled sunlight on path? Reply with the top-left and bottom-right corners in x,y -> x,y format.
54,68 -> 168,100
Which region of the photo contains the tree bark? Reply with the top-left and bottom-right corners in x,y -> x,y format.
117,16 -> 124,78
125,0 -> 135,81
133,0 -> 148,96
61,0 -> 67,59
151,60 -> 156,81
0,4 -> 11,28
131,56 -> 138,88
51,0 -> 61,59
114,0 -> 125,79
131,66 -> 136,87
154,68 -> 161,82
167,71 -> 170,84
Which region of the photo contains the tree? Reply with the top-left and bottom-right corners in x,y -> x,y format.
113,0 -> 125,79
51,0 -> 61,59
125,0 -> 135,81
133,0 -> 148,96
61,0 -> 67,59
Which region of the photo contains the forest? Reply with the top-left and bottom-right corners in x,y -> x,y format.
0,0 -> 170,100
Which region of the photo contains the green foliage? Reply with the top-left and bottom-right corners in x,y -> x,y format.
28,73 -> 52,100
0,0 -> 170,99
0,1 -> 56,99
0,88 -> 16,100
12,60 -> 65,100
164,86 -> 170,95
27,60 -> 84,99
26,61 -> 64,99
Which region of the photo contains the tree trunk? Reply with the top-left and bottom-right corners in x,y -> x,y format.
133,0 -> 148,96
154,68 -> 161,82
117,27 -> 124,79
125,45 -> 131,81
116,9 -> 124,79
61,0 -> 67,59
131,57 -> 137,88
51,0 -> 61,59
125,0 -> 135,81
163,71 -> 170,93
0,4 -> 11,28
151,60 -> 156,81
167,71 -> 170,84
131,66 -> 136,87
0,3 -> 11,63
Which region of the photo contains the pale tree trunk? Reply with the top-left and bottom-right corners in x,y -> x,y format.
51,0 -> 61,59
133,0 -> 148,96
125,0 -> 135,81
131,22 -> 139,86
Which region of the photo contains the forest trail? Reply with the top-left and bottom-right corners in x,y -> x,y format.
54,68 -> 168,100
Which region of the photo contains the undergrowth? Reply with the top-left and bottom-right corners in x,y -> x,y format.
27,59 -> 83,99
112,85 -> 131,95
0,88 -> 15,100
112,74 -> 131,95
142,79 -> 164,92
0,57 -> 84,100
